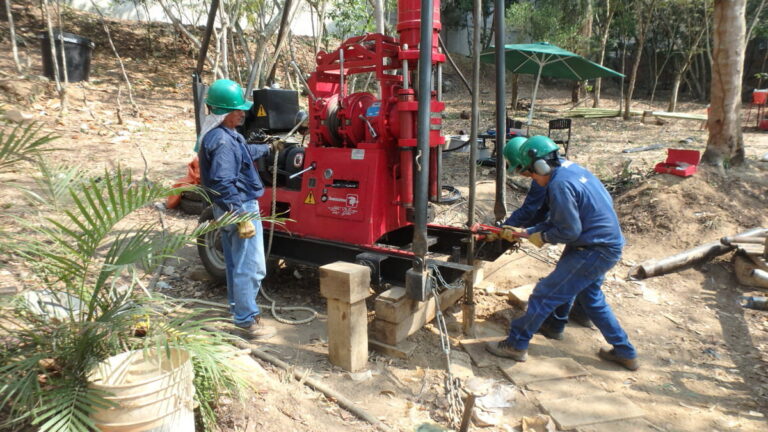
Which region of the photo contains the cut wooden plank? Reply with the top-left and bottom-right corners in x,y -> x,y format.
539,393 -> 645,430
327,299 -> 369,372
525,377 -> 604,402
372,287 -> 464,345
746,253 -> 768,272
650,111 -> 707,121
368,338 -> 417,359
502,357 -> 589,386
319,262 -> 371,303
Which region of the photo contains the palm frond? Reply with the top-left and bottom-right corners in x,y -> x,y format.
0,123 -> 57,172
31,384 -> 111,432
11,159 -> 87,210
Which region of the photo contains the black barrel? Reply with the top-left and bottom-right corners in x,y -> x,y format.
40,30 -> 95,82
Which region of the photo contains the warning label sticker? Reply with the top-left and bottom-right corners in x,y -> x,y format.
304,191 -> 316,205
256,105 -> 267,117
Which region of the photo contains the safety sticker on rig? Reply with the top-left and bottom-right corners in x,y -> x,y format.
256,105 -> 267,117
304,191 -> 316,205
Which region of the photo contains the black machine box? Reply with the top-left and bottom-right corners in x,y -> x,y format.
251,88 -> 299,131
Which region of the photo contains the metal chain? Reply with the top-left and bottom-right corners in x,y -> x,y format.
429,274 -> 464,427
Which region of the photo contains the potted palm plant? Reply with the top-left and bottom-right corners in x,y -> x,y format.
0,123 -> 257,432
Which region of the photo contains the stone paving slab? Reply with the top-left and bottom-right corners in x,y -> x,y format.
502,357 -> 590,386
539,393 -> 645,430
576,417 -> 658,432
525,376 -> 605,402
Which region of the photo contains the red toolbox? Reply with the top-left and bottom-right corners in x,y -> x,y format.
654,149 -> 700,177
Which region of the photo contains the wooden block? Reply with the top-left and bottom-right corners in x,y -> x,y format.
507,283 -> 536,308
372,287 -> 465,345
539,393 -> 644,430
374,287 -> 411,324
368,338 -> 417,359
319,262 -> 371,303
327,299 -> 368,372
501,357 -> 589,386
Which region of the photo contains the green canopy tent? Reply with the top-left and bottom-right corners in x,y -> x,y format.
480,42 -> 624,127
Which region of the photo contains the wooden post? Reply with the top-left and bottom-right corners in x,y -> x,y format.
320,262 -> 371,372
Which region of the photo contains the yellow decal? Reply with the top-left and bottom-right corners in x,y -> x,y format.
256,105 -> 267,117
304,191 -> 316,205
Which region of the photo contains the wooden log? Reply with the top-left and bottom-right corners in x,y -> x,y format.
372,287 -> 464,345
632,228 -> 767,279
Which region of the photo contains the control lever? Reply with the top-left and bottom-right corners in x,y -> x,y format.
358,115 -> 378,139
288,162 -> 317,180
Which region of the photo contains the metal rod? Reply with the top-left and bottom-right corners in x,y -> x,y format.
463,0 -> 482,337
458,393 -> 476,432
412,0 -> 435,268
493,0 -> 507,222
402,44 -> 410,89
290,61 -> 316,101
339,48 -> 345,104
438,35 -> 472,96
195,0 -> 220,76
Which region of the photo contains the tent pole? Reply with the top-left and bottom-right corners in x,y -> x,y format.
526,63 -> 543,135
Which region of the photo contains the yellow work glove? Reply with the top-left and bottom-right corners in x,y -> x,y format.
500,226 -> 526,242
237,221 -> 256,239
527,231 -> 545,248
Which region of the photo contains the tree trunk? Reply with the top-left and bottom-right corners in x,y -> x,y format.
703,0 -> 746,168
623,0 -> 656,120
593,0 -> 615,108
4,0 -> 22,73
668,73 -> 682,112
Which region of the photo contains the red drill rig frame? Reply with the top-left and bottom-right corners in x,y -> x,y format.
193,0 -> 511,302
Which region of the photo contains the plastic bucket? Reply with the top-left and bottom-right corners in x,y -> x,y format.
39,30 -> 95,82
88,348 -> 195,432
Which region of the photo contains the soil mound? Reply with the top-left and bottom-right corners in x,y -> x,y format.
615,163 -> 768,249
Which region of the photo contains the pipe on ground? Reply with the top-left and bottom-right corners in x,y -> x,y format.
631,227 -> 767,279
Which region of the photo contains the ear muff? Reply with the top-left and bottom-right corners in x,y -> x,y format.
532,159 -> 551,176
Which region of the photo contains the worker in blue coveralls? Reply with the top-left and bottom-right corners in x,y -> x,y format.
198,79 -> 277,340
486,136 -> 638,371
493,137 -> 594,339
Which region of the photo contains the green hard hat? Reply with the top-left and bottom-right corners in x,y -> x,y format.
519,135 -> 559,172
205,79 -> 253,115
503,136 -> 528,174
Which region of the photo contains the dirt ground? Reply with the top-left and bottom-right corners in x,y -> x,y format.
2,5 -> 768,432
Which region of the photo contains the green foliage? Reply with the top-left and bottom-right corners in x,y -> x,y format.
0,123 -> 57,172
0,129 -> 257,431
505,0 -> 586,50
326,0 -> 375,42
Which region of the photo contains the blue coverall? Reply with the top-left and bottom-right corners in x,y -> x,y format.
505,160 -> 637,359
199,125 -> 270,328
503,177 -> 588,329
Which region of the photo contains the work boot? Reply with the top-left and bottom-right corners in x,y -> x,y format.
486,340 -> 528,361
237,316 -> 276,340
568,308 -> 594,329
598,348 -> 639,371
537,323 -> 564,340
